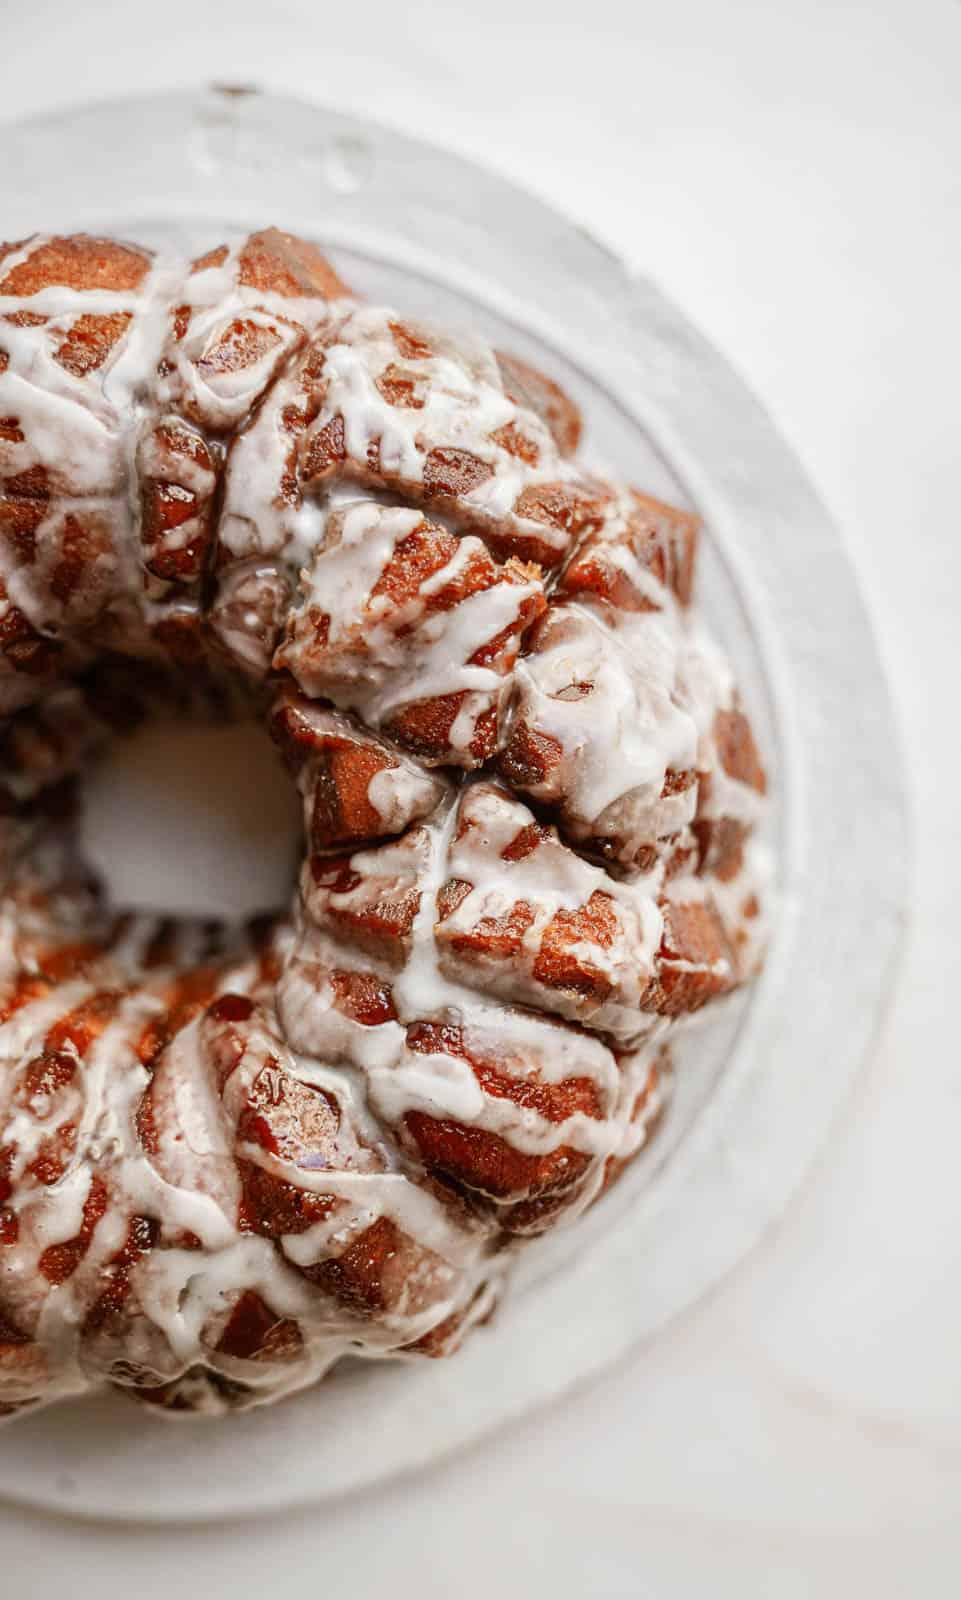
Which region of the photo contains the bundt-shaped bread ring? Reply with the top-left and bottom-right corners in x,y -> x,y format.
0,230 -> 767,1420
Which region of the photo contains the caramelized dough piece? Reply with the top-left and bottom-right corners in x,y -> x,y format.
0,235 -> 151,296
432,785 -> 660,1039
502,603 -> 699,869
271,684 -> 447,851
236,227 -> 353,301
560,487 -> 699,611
495,350 -> 582,456
291,305 -> 612,569
142,996 -> 487,1357
276,505 -> 545,767
138,418 -> 220,585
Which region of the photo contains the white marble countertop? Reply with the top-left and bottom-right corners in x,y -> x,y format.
1,1 -> 959,1592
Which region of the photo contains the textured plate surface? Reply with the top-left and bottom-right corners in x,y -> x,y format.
0,88 -> 907,1521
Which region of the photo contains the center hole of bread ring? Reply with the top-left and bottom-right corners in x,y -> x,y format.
81,719 -> 301,919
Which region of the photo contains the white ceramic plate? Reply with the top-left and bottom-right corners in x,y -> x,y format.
0,88 -> 908,1521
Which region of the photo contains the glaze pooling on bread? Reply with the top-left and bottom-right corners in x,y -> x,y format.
0,231 -> 768,1421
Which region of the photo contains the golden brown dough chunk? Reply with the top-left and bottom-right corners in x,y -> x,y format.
495,350 -> 583,456
276,506 -> 545,767
271,685 -> 447,852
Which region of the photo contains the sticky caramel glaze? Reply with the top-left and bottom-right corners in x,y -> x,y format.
0,230 -> 768,1421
